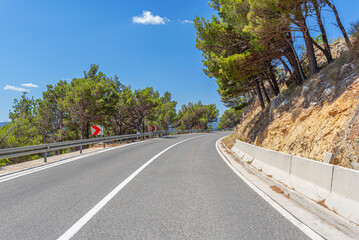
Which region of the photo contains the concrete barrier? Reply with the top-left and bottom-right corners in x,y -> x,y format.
233,140 -> 257,157
288,156 -> 334,202
233,141 -> 292,184
325,166 -> 359,223
231,142 -> 245,160
232,140 -> 256,163
259,148 -> 292,184
230,139 -> 359,226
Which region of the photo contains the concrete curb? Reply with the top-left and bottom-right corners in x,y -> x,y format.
219,140 -> 359,240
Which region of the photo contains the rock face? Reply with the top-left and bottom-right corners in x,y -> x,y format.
332,40 -> 349,58
269,93 -> 287,120
301,85 -> 310,96
340,60 -> 357,77
233,74 -> 359,167
258,77 -> 359,166
323,86 -> 335,98
229,38 -> 359,167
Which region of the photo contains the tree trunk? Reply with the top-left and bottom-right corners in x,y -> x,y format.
285,32 -> 306,84
284,50 -> 305,85
279,58 -> 293,79
325,0 -> 352,48
313,0 -> 333,63
268,64 -> 280,95
85,122 -> 90,139
266,75 -> 276,95
298,13 -> 319,76
136,117 -> 143,134
260,80 -> 271,104
261,68 -> 276,96
255,80 -> 265,110
81,123 -> 85,140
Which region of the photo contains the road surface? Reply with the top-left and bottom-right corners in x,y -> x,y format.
0,132 -> 310,239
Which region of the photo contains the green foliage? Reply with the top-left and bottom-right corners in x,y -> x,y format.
0,158 -> 9,167
349,20 -> 359,37
314,34 -> 324,44
64,64 -> 121,138
195,0 -> 351,112
38,80 -> 70,143
218,108 -> 243,129
176,101 -> 219,129
1,93 -> 42,149
349,20 -> 359,53
148,92 -> 177,131
1,65 -> 220,165
126,87 -> 161,133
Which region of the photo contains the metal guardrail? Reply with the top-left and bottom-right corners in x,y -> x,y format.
0,128 -> 231,163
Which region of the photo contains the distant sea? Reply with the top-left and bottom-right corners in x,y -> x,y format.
210,122 -> 219,129
0,122 -> 9,127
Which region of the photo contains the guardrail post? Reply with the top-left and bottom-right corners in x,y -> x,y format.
44,145 -> 48,163
80,144 -> 83,154
103,142 -> 106,149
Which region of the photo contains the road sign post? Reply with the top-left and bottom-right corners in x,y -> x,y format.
91,125 -> 104,147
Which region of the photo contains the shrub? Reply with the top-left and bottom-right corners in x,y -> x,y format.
349,20 -> 359,40
0,158 -> 9,167
349,20 -> 359,58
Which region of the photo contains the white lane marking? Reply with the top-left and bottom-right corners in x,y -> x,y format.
215,138 -> 324,240
58,135 -> 202,240
0,140 -> 152,184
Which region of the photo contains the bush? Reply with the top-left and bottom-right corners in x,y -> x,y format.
350,20 -> 359,58
0,158 -> 9,167
349,20 -> 359,39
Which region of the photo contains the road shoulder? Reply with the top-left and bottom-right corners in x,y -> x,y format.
216,137 -> 352,240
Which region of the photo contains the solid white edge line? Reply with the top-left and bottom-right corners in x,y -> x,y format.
215,138 -> 324,240
0,139 -> 154,184
57,135 -> 202,240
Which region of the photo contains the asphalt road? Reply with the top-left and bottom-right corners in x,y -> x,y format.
0,132 -> 310,240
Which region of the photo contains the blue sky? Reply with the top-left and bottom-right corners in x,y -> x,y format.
0,0 -> 358,121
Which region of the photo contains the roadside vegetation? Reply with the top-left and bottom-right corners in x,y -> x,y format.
195,0 -> 359,167
0,65 -> 220,165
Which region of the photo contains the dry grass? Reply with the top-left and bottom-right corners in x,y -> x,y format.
222,135 -> 236,149
321,51 -> 353,83
291,109 -> 302,122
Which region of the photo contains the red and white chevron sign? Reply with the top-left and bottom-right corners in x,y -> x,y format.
91,125 -> 103,136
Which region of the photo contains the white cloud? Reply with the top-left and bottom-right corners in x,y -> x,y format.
21,83 -> 39,88
181,19 -> 193,24
3,85 -> 30,92
132,11 -> 168,25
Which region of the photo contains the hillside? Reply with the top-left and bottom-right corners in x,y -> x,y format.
224,40 -> 359,168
